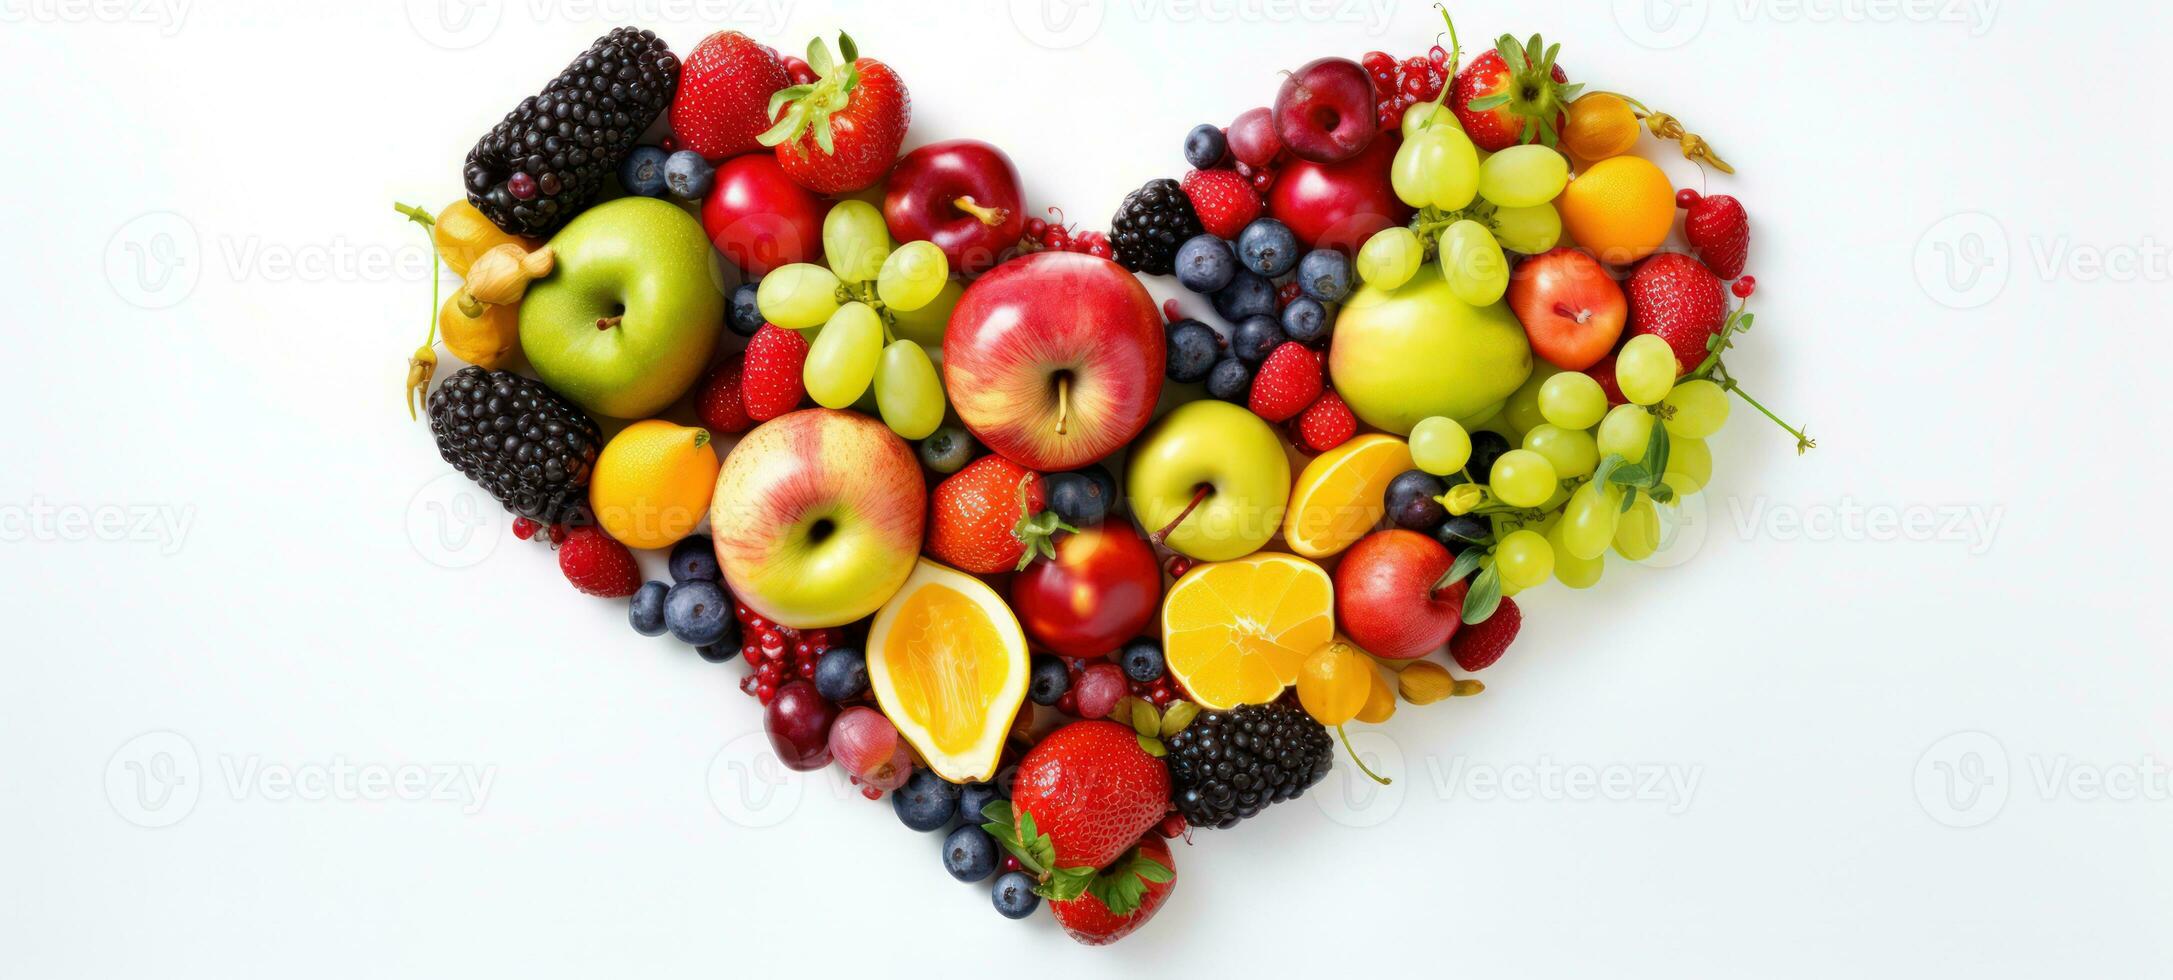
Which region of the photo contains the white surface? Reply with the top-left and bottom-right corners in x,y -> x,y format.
4,1 -> 2170,976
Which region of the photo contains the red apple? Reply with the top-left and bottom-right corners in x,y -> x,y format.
1334,530 -> 1465,660
1274,57 -> 1377,163
943,251 -> 1164,471
1012,522 -> 1162,659
1268,135 -> 1412,253
702,154 -> 831,277
883,139 -> 1026,276
1508,247 -> 1628,371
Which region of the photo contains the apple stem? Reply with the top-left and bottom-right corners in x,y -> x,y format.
595,315 -> 622,331
1054,374 -> 1071,436
1337,725 -> 1392,785
953,195 -> 1010,227
1149,485 -> 1213,550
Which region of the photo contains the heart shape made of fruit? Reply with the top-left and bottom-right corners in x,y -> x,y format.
405,15 -> 1810,946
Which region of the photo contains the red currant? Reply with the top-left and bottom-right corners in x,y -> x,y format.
1731,275 -> 1756,298
1676,189 -> 1702,210
1024,216 -> 1047,240
1429,44 -> 1450,65
511,517 -> 538,541
1250,170 -> 1276,193
1361,51 -> 1395,73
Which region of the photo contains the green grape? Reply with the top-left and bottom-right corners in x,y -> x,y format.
876,240 -> 949,313
1476,145 -> 1570,208
1489,449 -> 1557,508
1494,529 -> 1554,590
1489,203 -> 1562,254
1439,220 -> 1507,306
1502,362 -> 1555,436
1390,127 -> 1479,210
1401,100 -> 1461,139
873,339 -> 945,440
1614,494 -> 1661,561
803,302 -> 883,409
756,263 -> 842,329
890,277 -> 962,347
1661,379 -> 1729,438
1538,372 -> 1608,429
1409,415 -> 1471,476
1356,227 -> 1423,289
1523,424 -> 1599,479
1596,404 -> 1654,460
1558,481 -> 1619,561
1615,334 -> 1678,406
1664,436 -> 1711,495
823,199 -> 892,283
1548,519 -> 1604,589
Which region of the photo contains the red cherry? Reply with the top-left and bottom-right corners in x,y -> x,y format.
1428,44 -> 1450,65
1676,189 -> 1702,209
1732,275 -> 1757,298
511,517 -> 538,541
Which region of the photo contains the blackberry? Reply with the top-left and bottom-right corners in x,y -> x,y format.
464,27 -> 680,237
1109,178 -> 1204,275
426,367 -> 602,525
1164,701 -> 1333,829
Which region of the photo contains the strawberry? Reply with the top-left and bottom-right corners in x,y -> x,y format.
986,719 -> 1172,878
740,325 -> 809,421
1247,342 -> 1323,423
1450,596 -> 1520,671
1291,388 -> 1356,453
1450,34 -> 1580,151
1049,837 -> 1179,946
1681,191 -> 1750,281
1625,253 -> 1730,374
1583,355 -> 1631,408
758,33 -> 911,195
928,456 -> 1065,574
1179,169 -> 1262,240
692,354 -> 753,435
557,526 -> 640,598
669,31 -> 791,162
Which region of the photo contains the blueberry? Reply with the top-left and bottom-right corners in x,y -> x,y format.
814,647 -> 868,701
726,282 -> 764,337
1174,235 -> 1235,294
1046,472 -> 1109,527
628,581 -> 669,637
1468,430 -> 1513,481
1297,248 -> 1352,302
1165,319 -> 1222,383
1073,466 -> 1118,514
663,580 -> 731,646
1436,514 -> 1491,548
1385,470 -> 1449,531
1231,315 -> 1286,365
943,825 -> 999,882
696,642 -> 737,663
1237,218 -> 1299,277
1119,639 -> 1165,683
668,535 -> 720,583
1281,296 -> 1330,344
957,781 -> 1004,826
991,871 -> 1041,919
1212,270 -> 1276,321
919,425 -> 976,474
1206,357 -> 1254,403
893,768 -> 962,832
1028,654 -> 1071,706
618,146 -> 669,197
1183,124 -> 1228,169
663,150 -> 714,200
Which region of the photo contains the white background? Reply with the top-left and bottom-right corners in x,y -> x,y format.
4,0 -> 2170,976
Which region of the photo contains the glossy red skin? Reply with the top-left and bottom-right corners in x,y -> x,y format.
1051,836 -> 1177,946
1334,530 -> 1465,659
1274,57 -> 1378,163
1012,522 -> 1162,658
1508,248 -> 1628,371
943,251 -> 1164,471
1450,51 -> 1570,152
883,139 -> 1026,276
669,31 -> 789,161
764,681 -> 838,771
702,154 -> 831,277
773,58 -> 910,195
1226,106 -> 1281,168
1010,721 -> 1171,870
1626,252 -> 1730,373
1268,134 -> 1412,253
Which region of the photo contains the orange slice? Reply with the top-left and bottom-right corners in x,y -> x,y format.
1283,434 -> 1413,558
1162,553 -> 1335,710
867,561 -> 1029,783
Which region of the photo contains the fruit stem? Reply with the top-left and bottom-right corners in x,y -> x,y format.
1336,725 -> 1392,785
1149,485 -> 1213,550
395,201 -> 441,421
1054,373 -> 1071,436
595,315 -> 623,331
1718,376 -> 1816,455
1433,4 -> 1463,87
953,195 -> 1010,227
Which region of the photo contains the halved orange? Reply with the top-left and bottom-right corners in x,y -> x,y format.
867,561 -> 1028,783
1284,434 -> 1413,558
1162,553 -> 1335,710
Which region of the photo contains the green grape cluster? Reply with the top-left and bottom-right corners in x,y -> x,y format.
1360,106 -> 1568,300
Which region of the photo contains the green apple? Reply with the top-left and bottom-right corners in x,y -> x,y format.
1126,401 -> 1290,562
520,197 -> 725,419
1328,274 -> 1532,434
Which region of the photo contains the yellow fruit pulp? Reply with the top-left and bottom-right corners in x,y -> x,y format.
868,561 -> 1028,782
1162,553 -> 1335,710
1284,434 -> 1413,558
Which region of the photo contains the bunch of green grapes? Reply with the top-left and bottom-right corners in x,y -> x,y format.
1364,105 -> 1568,302
754,200 -> 955,440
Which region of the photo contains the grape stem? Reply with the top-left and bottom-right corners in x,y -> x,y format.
1687,297 -> 1816,454
1337,725 -> 1392,785
1716,373 -> 1816,455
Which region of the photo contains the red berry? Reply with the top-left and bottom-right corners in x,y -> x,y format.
511,517 -> 538,541
1429,45 -> 1450,65
556,526 -> 641,598
1162,299 -> 1184,323
1362,51 -> 1395,73
1676,189 -> 1702,209
1163,555 -> 1193,580
546,524 -> 567,545
1250,169 -> 1276,193
1025,216 -> 1047,240
1450,597 -> 1521,672
507,172 -> 536,200
1276,281 -> 1302,309
1732,276 -> 1757,298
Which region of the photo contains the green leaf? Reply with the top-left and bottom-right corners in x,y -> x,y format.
1159,700 -> 1199,736
1466,94 -> 1510,111
1618,488 -> 1638,513
1446,547 -> 1486,585
837,31 -> 858,64
1641,417 -> 1671,482
978,799 -> 1010,825
1592,453 -> 1626,491
1129,699 -> 1159,739
804,37 -> 833,77
1650,484 -> 1676,504
755,104 -> 806,149
1137,736 -> 1166,758
1495,35 -> 1525,72
1036,866 -> 1096,902
1607,463 -> 1650,486
1079,850 -> 1173,916
1130,854 -> 1174,883
1462,564 -> 1503,625
766,84 -> 812,120
812,111 -> 835,155
1557,81 -> 1585,101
